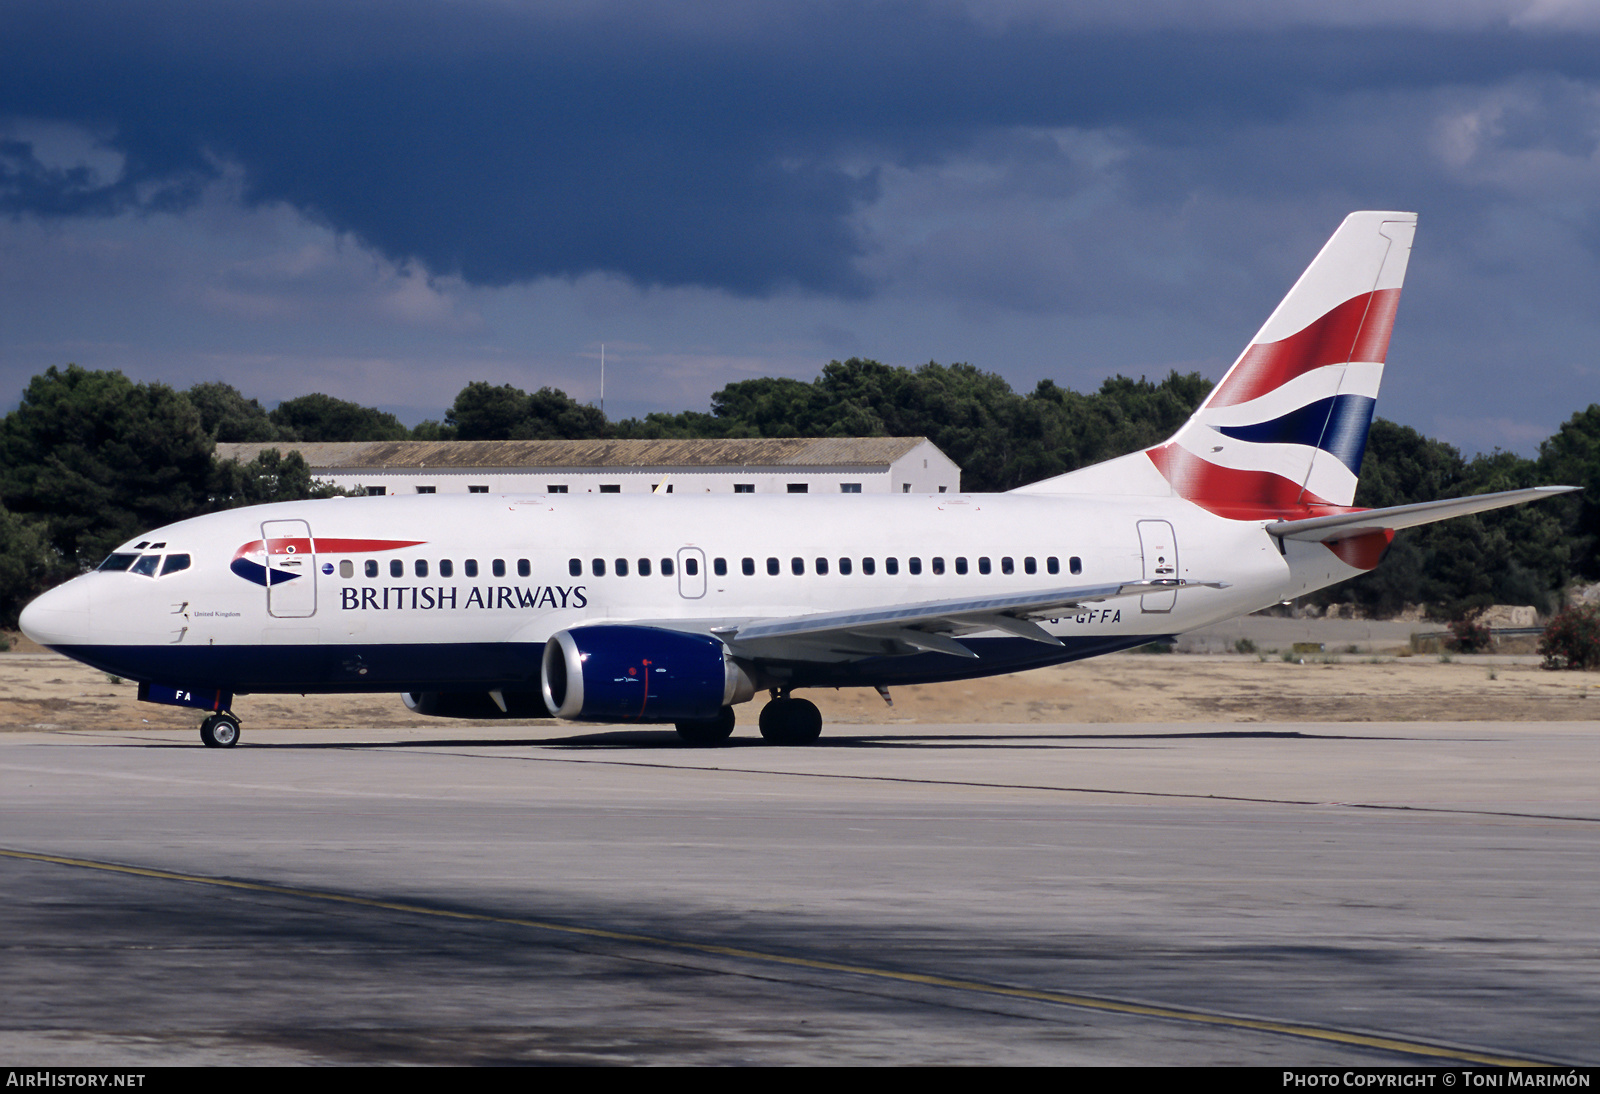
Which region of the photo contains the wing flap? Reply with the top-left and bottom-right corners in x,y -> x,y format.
719,578 -> 1226,660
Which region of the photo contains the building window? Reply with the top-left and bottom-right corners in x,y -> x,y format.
366,486 -> 386,496
415,486 -> 436,494
548,484 -> 568,493
468,485 -> 488,493
938,486 -> 947,493
599,484 -> 621,494
901,483 -> 912,493
734,484 -> 755,493
840,483 -> 861,493
787,483 -> 808,493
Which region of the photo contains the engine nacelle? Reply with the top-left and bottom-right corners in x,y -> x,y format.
541,625 -> 754,722
402,690 -> 549,719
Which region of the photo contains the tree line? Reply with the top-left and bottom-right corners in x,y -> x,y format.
2,360 -> 1595,626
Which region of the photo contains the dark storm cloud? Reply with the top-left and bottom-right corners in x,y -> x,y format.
3,1 -> 1599,295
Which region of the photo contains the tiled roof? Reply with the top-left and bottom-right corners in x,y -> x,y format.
215,437 -> 931,470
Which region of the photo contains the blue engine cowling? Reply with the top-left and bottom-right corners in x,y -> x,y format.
541,625 -> 754,722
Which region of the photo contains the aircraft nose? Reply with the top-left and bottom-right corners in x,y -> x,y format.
18,577 -> 94,647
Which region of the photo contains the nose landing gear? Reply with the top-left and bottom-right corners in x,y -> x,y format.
199,713 -> 241,748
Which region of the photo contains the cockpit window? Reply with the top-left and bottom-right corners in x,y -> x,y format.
129,554 -> 160,577
98,553 -> 139,572
160,554 -> 191,576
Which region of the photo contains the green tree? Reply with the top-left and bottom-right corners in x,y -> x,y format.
187,382 -> 291,443
269,393 -> 409,442
0,503 -> 55,628
1536,404 -> 1600,581
0,366 -> 215,569
208,449 -> 348,508
444,382 -> 609,440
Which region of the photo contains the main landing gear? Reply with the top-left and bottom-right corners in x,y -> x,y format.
758,691 -> 822,745
199,712 -> 241,748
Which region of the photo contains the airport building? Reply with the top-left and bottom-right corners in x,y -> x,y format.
215,437 -> 963,496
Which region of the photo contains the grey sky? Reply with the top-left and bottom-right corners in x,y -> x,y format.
3,1 -> 1597,455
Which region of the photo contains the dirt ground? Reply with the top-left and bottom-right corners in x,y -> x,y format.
4,640 -> 1597,733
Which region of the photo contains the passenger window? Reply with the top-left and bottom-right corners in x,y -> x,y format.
492,559 -> 506,578
639,558 -> 652,577
885,557 -> 898,575
518,559 -> 530,578
465,559 -> 479,578
909,557 -> 922,575
1024,557 -> 1037,575
767,557 -> 780,576
862,557 -> 875,575
415,559 -> 429,578
742,558 -> 755,576
1047,557 -> 1060,575
815,557 -> 829,575
1070,556 -> 1083,575
339,559 -> 354,579
1000,557 -> 1013,575
366,560 -> 379,578
791,557 -> 804,575
978,557 -> 990,575
569,558 -> 582,577
713,558 -> 727,577
131,555 -> 160,576
440,559 -> 453,578
662,558 -> 675,577
592,559 -> 606,577
615,558 -> 629,577
390,559 -> 404,578
838,557 -> 852,575
931,557 -> 944,575
685,558 -> 699,576
954,557 -> 967,575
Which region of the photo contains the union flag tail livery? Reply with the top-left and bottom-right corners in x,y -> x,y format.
1017,211 -> 1416,519
17,211 -> 1577,748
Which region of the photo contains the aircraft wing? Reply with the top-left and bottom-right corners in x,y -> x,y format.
1265,486 -> 1579,543
712,579 -> 1227,660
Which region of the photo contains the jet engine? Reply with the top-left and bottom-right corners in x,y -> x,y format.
541,624 -> 754,722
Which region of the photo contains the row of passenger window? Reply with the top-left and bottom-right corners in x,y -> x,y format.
340,558 -> 534,579
572,555 -> 1084,578
338,553 -> 1084,581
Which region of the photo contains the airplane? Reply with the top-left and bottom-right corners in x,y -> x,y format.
18,211 -> 1577,748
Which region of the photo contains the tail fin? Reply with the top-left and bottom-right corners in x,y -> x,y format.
1017,211 -> 1417,518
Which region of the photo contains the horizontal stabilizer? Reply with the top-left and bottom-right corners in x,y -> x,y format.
1265,486 -> 1579,543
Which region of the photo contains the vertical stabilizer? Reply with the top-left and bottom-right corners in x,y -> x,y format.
1016,212 -> 1416,517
